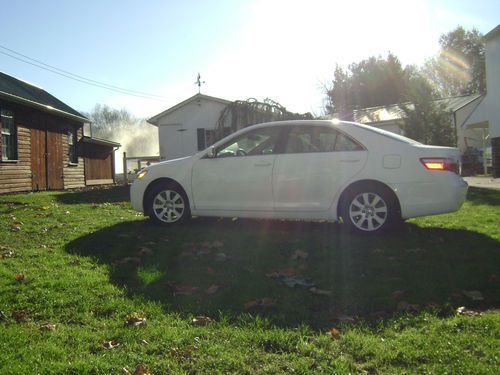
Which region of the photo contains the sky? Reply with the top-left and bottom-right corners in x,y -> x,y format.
0,0 -> 498,119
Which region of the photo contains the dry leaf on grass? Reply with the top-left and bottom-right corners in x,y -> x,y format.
11,309 -> 30,322
391,290 -> 407,300
205,284 -> 221,295
265,267 -> 296,278
1,250 -> 14,258
309,287 -> 332,296
244,298 -> 276,310
40,323 -> 56,332
206,266 -> 215,275
103,339 -> 120,349
191,316 -> 214,326
125,313 -> 147,327
326,328 -> 341,339
463,290 -> 484,301
138,247 -> 154,257
456,306 -> 482,316
170,284 -> 199,296
15,273 -> 26,282
291,250 -> 308,260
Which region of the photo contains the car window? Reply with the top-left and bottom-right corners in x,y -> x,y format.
284,125 -> 363,153
215,126 -> 282,157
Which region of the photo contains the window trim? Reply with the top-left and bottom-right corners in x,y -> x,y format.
67,126 -> 78,165
1,108 -> 18,162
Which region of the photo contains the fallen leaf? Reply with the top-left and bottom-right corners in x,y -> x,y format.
463,290 -> 484,301
11,309 -> 30,322
211,240 -> 224,249
121,368 -> 132,375
173,285 -> 199,296
244,298 -> 276,310
309,287 -> 332,296
206,266 -> 215,275
125,313 -> 147,327
281,277 -> 315,288
11,225 -> 21,232
265,267 -> 296,278
206,284 -> 221,295
215,253 -> 230,263
103,340 -> 120,349
291,250 -> 308,260
15,273 -> 26,282
391,290 -> 407,300
40,323 -> 56,332
118,257 -> 141,266
372,248 -> 384,254
140,339 -> 149,345
0,310 -> 8,321
138,247 -> 154,257
489,274 -> 498,283
1,250 -> 14,258
456,306 -> 481,316
191,316 -> 214,326
327,328 -> 341,339
132,364 -> 150,375
397,301 -> 420,312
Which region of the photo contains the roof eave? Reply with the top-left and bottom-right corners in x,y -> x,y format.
0,90 -> 89,123
81,136 -> 121,148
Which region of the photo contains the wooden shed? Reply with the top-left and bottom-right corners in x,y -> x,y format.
0,71 -> 118,193
81,136 -> 120,186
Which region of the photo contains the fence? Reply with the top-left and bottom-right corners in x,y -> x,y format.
122,152 -> 161,185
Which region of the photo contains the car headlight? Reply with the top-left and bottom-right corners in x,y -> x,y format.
136,169 -> 148,180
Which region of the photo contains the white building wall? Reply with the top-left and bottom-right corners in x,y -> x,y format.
156,98 -> 229,160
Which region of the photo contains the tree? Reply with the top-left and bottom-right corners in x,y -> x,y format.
402,74 -> 455,146
325,53 -> 410,118
423,26 -> 485,97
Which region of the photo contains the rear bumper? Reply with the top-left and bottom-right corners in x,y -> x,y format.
395,174 -> 468,219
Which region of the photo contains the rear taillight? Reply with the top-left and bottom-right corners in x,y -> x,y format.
420,158 -> 458,174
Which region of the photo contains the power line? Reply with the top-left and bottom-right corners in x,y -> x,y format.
0,44 -> 169,101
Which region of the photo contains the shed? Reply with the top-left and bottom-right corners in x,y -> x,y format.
81,136 -> 120,186
0,71 -> 88,193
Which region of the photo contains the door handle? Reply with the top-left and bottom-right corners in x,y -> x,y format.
254,161 -> 271,167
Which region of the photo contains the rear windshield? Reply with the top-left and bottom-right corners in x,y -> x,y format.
353,123 -> 422,145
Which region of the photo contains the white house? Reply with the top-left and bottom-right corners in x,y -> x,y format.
463,24 -> 500,177
148,93 -> 230,160
353,94 -> 483,152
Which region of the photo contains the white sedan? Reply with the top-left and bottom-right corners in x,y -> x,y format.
130,120 -> 468,233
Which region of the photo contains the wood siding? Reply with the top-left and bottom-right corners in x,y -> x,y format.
0,100 -> 85,193
62,127 -> 85,189
82,142 -> 115,184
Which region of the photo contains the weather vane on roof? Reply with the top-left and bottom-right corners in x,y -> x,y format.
195,73 -> 205,94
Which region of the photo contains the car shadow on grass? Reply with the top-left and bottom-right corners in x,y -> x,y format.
65,216 -> 500,329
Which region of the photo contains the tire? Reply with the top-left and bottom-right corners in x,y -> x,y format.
339,184 -> 400,234
146,183 -> 191,225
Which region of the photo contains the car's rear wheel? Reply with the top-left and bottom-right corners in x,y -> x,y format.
340,185 -> 399,234
146,183 -> 190,224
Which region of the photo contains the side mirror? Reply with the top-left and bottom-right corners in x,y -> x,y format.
206,146 -> 216,158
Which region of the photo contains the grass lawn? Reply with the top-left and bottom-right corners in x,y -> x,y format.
0,186 -> 499,374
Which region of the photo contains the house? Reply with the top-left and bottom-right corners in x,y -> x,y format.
353,95 -> 484,154
0,71 -> 119,194
80,136 -> 120,186
148,93 -> 231,160
462,24 -> 500,177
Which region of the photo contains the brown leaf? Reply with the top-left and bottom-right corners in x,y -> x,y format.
244,297 -> 276,310
391,290 -> 407,300
1,250 -> 14,258
103,339 -> 120,349
173,285 -> 199,296
327,327 -> 341,339
291,250 -> 308,260
118,257 -> 141,266
15,273 -> 26,282
11,309 -> 30,322
206,266 -> 215,275
309,287 -> 332,296
456,306 -> 481,316
206,284 -> 221,295
191,316 -> 214,326
125,313 -> 147,327
266,267 -> 296,278
463,290 -> 484,301
133,364 -> 151,375
138,247 -> 154,257
40,323 -> 56,332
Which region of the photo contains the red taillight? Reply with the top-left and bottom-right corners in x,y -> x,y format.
420,158 -> 458,174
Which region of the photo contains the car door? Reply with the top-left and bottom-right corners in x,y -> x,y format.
192,126 -> 284,211
273,125 -> 367,211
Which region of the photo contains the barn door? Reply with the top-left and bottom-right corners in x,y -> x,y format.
31,125 -> 47,191
31,119 -> 64,190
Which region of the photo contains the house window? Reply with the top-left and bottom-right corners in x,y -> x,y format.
197,128 -> 206,151
68,127 -> 78,164
1,109 -> 17,161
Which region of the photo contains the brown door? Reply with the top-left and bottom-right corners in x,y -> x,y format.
31,125 -> 47,191
31,119 -> 64,190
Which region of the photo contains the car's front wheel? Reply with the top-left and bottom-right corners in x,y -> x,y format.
146,183 -> 191,224
340,185 -> 400,234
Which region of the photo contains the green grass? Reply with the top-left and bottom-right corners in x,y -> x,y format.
0,186 -> 499,373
